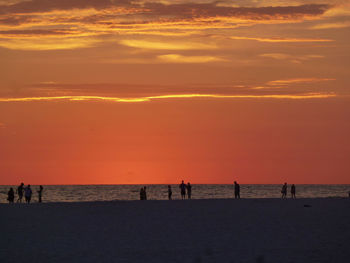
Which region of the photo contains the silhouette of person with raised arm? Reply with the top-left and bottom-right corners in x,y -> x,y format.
234,181 -> 240,199
17,183 -> 24,203
38,185 -> 44,203
7,188 -> 14,203
179,180 -> 186,200
281,183 -> 287,199
291,184 -> 296,199
187,182 -> 192,199
24,185 -> 32,203
168,185 -> 172,200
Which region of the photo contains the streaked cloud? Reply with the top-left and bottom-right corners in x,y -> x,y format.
119,40 -> 216,50
0,37 -> 99,50
260,53 -> 325,63
0,93 -> 337,103
230,36 -> 333,43
310,21 -> 350,29
267,78 -> 336,86
157,54 -> 224,63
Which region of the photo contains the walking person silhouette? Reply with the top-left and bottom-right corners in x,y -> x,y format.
16,183 -> 24,203
168,185 -> 172,200
179,180 -> 186,200
140,187 -> 144,200
7,188 -> 14,203
291,184 -> 296,198
38,185 -> 44,203
234,181 -> 240,199
143,186 -> 147,200
24,185 -> 32,203
187,182 -> 192,199
281,183 -> 287,199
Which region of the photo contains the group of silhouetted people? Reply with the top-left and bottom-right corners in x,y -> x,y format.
179,180 -> 192,200
7,183 -> 43,204
137,181 -> 299,200
281,183 -> 296,199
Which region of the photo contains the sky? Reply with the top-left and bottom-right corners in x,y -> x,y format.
0,0 -> 349,184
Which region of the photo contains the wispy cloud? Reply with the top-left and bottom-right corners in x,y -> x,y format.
260,53 -> 325,63
310,21 -> 350,29
119,40 -> 217,50
231,36 -> 333,43
0,37 -> 99,50
267,78 -> 336,86
0,93 -> 337,103
157,54 -> 224,63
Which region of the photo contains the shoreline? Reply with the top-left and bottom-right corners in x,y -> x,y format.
1,196 -> 348,206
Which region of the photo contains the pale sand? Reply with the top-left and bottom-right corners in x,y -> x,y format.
0,198 -> 349,263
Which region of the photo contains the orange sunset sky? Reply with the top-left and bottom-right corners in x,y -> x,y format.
0,0 -> 349,184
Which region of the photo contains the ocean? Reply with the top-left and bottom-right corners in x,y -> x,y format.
1,184 -> 349,203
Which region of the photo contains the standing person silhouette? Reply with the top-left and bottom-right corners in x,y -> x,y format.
187,182 -> 192,199
140,187 -> 144,200
291,184 -> 296,198
281,183 -> 287,199
7,188 -> 14,203
38,185 -> 44,203
17,183 -> 24,203
24,185 -> 32,203
143,186 -> 147,200
234,181 -> 240,199
168,185 -> 172,200
179,180 -> 186,200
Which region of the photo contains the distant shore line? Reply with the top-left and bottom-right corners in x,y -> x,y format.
1,184 -> 350,186
1,196 -> 348,205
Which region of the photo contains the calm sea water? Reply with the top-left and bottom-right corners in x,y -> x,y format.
0,184 -> 349,203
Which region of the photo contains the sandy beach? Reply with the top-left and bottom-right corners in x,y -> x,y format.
1,198 -> 349,263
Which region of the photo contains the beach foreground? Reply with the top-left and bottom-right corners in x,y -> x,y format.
0,198 -> 349,263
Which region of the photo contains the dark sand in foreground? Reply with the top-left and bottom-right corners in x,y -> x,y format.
1,198 -> 349,263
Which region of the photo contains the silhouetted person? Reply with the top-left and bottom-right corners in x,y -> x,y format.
281,183 -> 287,199
17,183 -> 24,203
187,182 -> 192,199
140,187 -> 144,200
143,186 -> 147,200
168,185 -> 172,200
179,180 -> 186,200
24,185 -> 32,203
7,188 -> 14,203
38,185 -> 44,203
291,184 -> 296,199
234,181 -> 240,199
